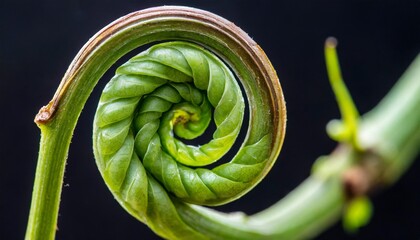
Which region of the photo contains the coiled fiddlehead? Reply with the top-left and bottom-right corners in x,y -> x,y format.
28,6 -> 285,240
27,5 -> 420,240
93,40 -> 277,238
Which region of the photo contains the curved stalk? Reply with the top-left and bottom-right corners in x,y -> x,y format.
26,6 -> 420,240
27,6 -> 285,239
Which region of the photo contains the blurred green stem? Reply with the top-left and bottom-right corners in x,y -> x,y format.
359,54 -> 420,183
174,52 -> 420,239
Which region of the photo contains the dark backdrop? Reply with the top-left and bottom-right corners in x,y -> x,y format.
1,0 -> 419,239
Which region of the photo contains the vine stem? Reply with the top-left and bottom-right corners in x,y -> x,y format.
26,6 -> 420,240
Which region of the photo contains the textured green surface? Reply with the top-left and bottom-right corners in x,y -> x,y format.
93,41 -> 276,238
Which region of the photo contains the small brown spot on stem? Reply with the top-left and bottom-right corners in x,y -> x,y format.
343,166 -> 371,199
342,149 -> 385,200
34,101 -> 55,124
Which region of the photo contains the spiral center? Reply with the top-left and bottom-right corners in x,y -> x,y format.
169,101 -> 211,140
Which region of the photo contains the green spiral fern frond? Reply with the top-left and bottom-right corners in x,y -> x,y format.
92,34 -> 281,240
26,5 -> 420,240
27,6 -> 286,240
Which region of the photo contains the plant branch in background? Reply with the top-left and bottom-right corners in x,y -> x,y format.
26,6 -> 420,240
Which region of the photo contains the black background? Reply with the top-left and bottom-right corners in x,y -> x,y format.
1,0 -> 419,239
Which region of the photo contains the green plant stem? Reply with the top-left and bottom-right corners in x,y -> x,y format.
25,121 -> 74,239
